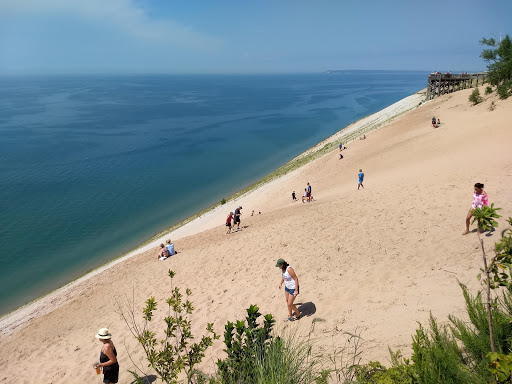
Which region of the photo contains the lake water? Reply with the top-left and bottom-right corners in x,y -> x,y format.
0,72 -> 427,315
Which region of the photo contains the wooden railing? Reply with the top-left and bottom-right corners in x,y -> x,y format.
426,72 -> 487,100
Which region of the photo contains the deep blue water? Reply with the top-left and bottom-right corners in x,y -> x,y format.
0,72 -> 427,315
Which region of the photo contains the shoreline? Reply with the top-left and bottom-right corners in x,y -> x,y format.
0,88 -> 426,336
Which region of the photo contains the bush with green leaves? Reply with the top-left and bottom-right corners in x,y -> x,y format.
217,304 -> 320,384
497,81 -> 511,99
486,86 -> 494,95
355,351 -> 417,384
449,284 -> 512,380
411,314 -> 483,383
217,304 -> 275,383
469,87 -> 484,105
488,352 -> 512,382
118,270 -> 219,384
480,35 -> 512,88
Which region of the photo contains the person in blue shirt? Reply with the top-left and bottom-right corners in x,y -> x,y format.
165,239 -> 176,256
358,169 -> 364,190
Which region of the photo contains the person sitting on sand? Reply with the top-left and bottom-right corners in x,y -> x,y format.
226,212 -> 233,234
463,183 -> 489,235
276,258 -> 300,321
339,143 -> 343,151
363,134 -> 366,140
94,328 -> 119,384
432,116 -> 436,127
437,118 -> 441,126
302,188 -> 308,203
292,191 -> 297,201
165,239 -> 176,256
158,244 -> 170,260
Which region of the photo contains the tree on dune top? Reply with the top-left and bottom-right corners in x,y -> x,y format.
480,34 -> 512,99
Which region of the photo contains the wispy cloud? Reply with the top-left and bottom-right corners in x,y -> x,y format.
0,0 -> 221,50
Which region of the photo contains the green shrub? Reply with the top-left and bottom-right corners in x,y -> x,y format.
217,304 -> 274,383
411,314 -> 483,383
354,350 -> 417,384
217,305 -> 320,384
469,88 -> 484,105
449,284 -> 512,380
488,352 -> 512,382
485,86 -> 493,95
221,198 -> 227,205
118,270 -> 219,384
497,81 -> 511,99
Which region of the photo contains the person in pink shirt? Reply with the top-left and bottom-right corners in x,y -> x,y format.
463,183 -> 489,235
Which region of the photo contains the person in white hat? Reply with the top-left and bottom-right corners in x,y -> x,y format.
94,328 -> 119,383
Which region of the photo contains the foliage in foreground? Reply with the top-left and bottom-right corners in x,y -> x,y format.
217,304 -> 320,384
118,270 -> 219,384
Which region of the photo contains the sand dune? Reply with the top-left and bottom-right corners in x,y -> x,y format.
1,88 -> 511,383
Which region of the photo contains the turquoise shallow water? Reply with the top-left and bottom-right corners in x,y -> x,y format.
0,72 -> 427,315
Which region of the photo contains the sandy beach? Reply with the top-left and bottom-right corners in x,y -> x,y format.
1,87 -> 511,383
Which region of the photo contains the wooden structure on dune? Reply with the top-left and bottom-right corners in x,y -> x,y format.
426,72 -> 487,100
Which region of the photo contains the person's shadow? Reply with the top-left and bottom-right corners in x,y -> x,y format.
130,374 -> 157,384
297,302 -> 316,317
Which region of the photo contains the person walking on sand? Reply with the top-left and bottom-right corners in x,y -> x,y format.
358,169 -> 364,190
226,212 -> 233,234
94,328 -> 119,384
463,183 -> 489,235
234,206 -> 242,230
292,191 -> 297,202
339,143 -> 343,151
276,258 -> 300,321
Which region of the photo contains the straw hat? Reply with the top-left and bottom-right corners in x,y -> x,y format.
95,328 -> 112,339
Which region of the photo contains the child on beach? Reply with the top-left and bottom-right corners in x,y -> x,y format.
292,191 -> 297,201
463,183 -> 489,235
276,258 -> 301,321
226,212 -> 233,234
358,169 -> 364,189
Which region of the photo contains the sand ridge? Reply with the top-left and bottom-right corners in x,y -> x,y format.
1,88 -> 511,383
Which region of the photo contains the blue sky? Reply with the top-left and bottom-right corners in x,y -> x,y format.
0,0 -> 510,74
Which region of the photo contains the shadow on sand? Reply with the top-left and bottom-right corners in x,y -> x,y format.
130,375 -> 157,384
297,302 -> 316,317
